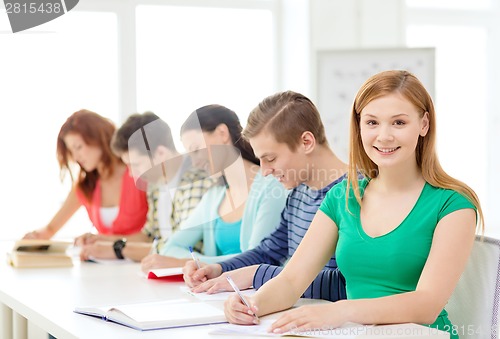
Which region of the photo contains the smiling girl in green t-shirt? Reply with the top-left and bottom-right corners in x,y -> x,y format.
224,70 -> 484,339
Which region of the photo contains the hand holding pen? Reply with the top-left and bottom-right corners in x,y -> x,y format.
226,275 -> 259,324
184,249 -> 218,287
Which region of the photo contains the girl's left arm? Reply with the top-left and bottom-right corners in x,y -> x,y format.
270,208 -> 477,333
246,185 -> 287,250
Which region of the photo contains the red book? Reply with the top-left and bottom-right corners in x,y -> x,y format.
147,267 -> 184,282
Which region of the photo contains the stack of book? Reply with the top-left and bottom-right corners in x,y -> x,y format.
7,239 -> 73,268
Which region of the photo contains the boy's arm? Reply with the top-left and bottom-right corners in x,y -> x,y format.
253,265 -> 346,302
219,213 -> 290,272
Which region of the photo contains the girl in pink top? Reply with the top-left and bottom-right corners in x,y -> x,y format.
23,110 -> 147,239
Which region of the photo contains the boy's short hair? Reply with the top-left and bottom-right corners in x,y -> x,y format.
243,91 -> 327,150
111,112 -> 176,156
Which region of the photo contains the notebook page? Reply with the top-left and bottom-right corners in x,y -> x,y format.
112,299 -> 223,323
210,319 -> 368,338
180,285 -> 256,301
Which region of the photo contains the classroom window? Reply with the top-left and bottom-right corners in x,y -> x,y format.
0,11 -> 119,240
406,0 -> 490,10
135,5 -> 275,150
406,25 -> 488,222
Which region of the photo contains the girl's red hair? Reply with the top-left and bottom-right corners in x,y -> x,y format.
57,109 -> 120,201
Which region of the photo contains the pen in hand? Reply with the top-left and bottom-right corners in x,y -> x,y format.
189,246 -> 201,269
150,236 -> 159,255
226,275 -> 259,322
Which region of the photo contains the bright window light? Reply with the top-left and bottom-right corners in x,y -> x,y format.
406,0 -> 490,10
135,5 -> 275,151
407,25 -> 488,217
0,11 -> 119,240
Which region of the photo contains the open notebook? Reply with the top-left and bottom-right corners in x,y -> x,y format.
74,298 -> 227,331
180,285 -> 256,301
209,298 -> 373,338
210,318 -> 369,338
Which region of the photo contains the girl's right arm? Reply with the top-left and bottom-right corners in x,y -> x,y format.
160,223 -> 204,259
224,210 -> 338,324
23,188 -> 81,239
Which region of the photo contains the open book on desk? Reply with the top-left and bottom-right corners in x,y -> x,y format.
7,239 -> 73,268
74,298 -> 227,331
210,298 -> 371,338
180,285 -> 256,301
211,318 -> 369,338
86,257 -> 135,265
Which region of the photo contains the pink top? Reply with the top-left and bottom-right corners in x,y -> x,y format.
76,167 -> 147,235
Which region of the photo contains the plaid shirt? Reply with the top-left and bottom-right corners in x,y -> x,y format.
142,167 -> 214,252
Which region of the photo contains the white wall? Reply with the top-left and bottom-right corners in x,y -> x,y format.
309,0 -> 404,100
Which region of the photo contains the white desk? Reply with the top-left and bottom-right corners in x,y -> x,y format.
0,243 -> 449,339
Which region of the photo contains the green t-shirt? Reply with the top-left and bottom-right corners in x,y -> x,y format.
319,178 -> 476,338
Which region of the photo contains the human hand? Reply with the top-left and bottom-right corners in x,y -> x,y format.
22,228 -> 53,240
183,262 -> 222,287
192,265 -> 258,294
74,233 -> 99,247
224,293 -> 259,325
141,254 -> 187,273
269,304 -> 342,334
79,241 -> 115,261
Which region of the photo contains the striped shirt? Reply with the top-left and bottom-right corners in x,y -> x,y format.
219,175 -> 347,301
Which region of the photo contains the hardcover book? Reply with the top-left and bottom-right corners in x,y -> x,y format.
7,239 -> 73,268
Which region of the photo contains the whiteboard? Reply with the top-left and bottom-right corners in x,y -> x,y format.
316,47 -> 435,162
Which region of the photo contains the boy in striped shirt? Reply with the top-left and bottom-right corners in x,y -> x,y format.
183,91 -> 348,301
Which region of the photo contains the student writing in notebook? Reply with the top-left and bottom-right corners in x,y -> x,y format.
224,71 -> 484,339
78,112 -> 213,262
23,110 -> 147,240
140,105 -> 288,272
183,91 -> 348,302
